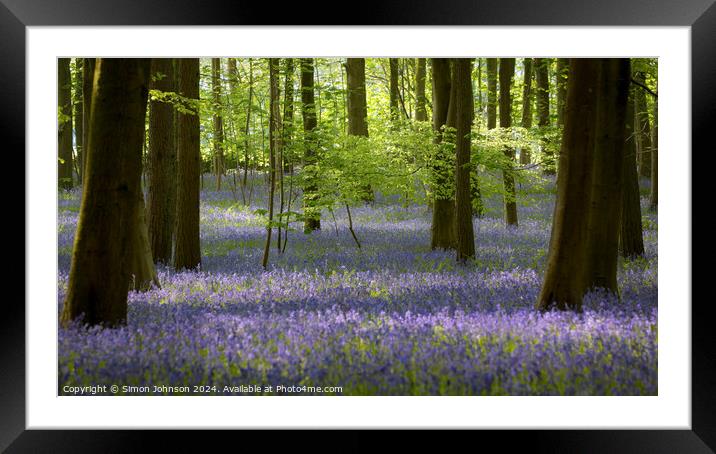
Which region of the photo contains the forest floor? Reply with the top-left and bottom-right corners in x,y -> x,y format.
57,173 -> 658,395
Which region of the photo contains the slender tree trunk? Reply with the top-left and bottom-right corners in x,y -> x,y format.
243,59 -> 253,197
486,58 -> 498,130
556,58 -> 569,126
415,58 -> 428,121
476,59 -> 483,120
537,58 -> 630,312
634,72 -> 653,179
212,58 -> 225,191
147,58 -> 177,264
60,58 -> 151,328
346,58 -> 374,203
429,58 -> 456,250
262,58 -> 281,269
535,58 -> 554,174
620,86 -> 645,257
453,58 -> 476,262
174,58 -> 202,271
500,58 -> 518,227
649,102 -> 658,211
58,58 -> 74,189
82,59 -> 96,180
389,58 -> 400,122
520,58 -> 533,165
301,58 -> 321,232
278,58 -> 295,251
72,58 -> 84,184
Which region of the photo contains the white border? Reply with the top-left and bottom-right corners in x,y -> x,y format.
27,26 -> 690,429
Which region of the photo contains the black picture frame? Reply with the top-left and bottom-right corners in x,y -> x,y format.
6,0 -> 711,451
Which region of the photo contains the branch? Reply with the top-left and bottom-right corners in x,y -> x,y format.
631,78 -> 658,98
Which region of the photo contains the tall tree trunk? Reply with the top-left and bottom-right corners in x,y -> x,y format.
345,58 -> 374,203
649,102 -> 658,211
263,58 -> 281,269
634,71 -> 652,179
60,58 -> 151,328
147,58 -> 177,264
212,58 -> 225,191
243,59 -> 253,194
72,58 -> 84,184
429,58 -> 456,250
583,58 -> 630,293
556,58 -> 569,126
452,58 -> 476,262
415,58 -> 428,122
58,58 -> 74,189
500,58 -> 518,226
81,58 -> 96,180
174,58 -> 202,271
486,58 -> 498,130
537,58 -> 630,312
535,58 -> 554,174
520,58 -> 533,165
278,58 -> 295,250
389,58 -> 400,122
620,86 -> 645,257
301,58 -> 321,233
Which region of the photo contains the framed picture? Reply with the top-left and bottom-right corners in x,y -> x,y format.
8,0 -> 711,449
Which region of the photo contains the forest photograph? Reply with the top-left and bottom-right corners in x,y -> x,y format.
57,56 -> 658,396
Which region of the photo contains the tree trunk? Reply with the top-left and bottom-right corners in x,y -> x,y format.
583,58 -> 630,293
212,58 -> 225,191
82,59 -> 96,180
556,58 -> 569,126
301,58 -> 321,232
278,58 -> 295,250
60,58 -> 151,328
634,72 -> 652,179
263,58 -> 281,269
73,58 -> 84,184
147,58 -> 177,264
174,58 -> 202,271
452,59 -> 476,262
620,86 -> 645,257
415,58 -> 428,122
486,58 -> 498,130
429,58 -> 456,250
537,58 -> 629,312
58,58 -> 74,189
537,58 -> 599,312
499,58 -> 518,227
520,58 -> 533,165
535,58 -> 554,174
128,189 -> 160,291
345,58 -> 374,203
649,102 -> 658,211
389,58 -> 400,122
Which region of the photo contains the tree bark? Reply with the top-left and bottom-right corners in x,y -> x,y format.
389,58 -> 400,122
278,58 -> 295,250
537,58 -> 629,312
147,58 -> 177,265
620,86 -> 645,257
535,58 -> 554,174
453,59 -> 476,262
211,58 -> 225,191
301,58 -> 321,232
415,58 -> 428,122
486,58 -> 498,130
60,58 -> 151,327
263,58 -> 281,269
583,58 -> 630,293
499,58 -> 518,227
537,58 -> 599,311
345,58 -> 374,203
429,58 -> 456,250
58,58 -> 74,189
520,57 -> 533,165
81,58 -> 96,180
174,58 -> 202,271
